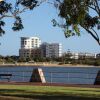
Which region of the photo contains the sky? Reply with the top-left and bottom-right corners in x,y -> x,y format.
0,2 -> 100,56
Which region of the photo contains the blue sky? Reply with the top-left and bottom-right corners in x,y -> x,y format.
0,3 -> 100,56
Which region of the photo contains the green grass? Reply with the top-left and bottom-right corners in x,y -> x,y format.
0,85 -> 100,100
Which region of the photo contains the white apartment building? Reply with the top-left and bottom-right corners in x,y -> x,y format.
19,37 -> 41,58
21,37 -> 41,49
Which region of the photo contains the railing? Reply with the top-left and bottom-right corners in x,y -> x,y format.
0,70 -> 97,84
44,71 -> 97,84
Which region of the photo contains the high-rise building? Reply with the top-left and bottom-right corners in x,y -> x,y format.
19,37 -> 62,59
21,37 -> 41,49
19,37 -> 41,58
41,42 -> 62,58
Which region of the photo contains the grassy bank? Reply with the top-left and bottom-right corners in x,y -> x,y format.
0,85 -> 100,100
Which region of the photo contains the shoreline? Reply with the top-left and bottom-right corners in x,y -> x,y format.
0,63 -> 99,67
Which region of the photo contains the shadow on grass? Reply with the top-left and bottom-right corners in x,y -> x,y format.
0,89 -> 100,100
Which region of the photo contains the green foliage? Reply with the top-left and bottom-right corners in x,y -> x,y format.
0,1 -> 12,14
0,0 -> 39,35
4,56 -> 15,63
0,20 -> 5,35
0,0 -> 100,45
0,1 -> 12,35
18,57 -> 27,62
12,16 -> 24,31
20,0 -> 38,10
54,0 -> 100,44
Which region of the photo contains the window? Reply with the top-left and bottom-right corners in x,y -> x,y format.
24,41 -> 27,45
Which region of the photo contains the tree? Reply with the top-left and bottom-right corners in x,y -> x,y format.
52,0 -> 100,44
0,0 -> 46,36
0,0 -> 100,45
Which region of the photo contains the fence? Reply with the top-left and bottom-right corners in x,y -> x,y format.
44,71 -> 97,84
0,70 -> 98,84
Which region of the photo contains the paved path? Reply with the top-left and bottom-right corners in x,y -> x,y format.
0,82 -> 100,88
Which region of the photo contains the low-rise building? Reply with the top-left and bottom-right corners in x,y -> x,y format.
63,51 -> 96,60
78,52 -> 96,59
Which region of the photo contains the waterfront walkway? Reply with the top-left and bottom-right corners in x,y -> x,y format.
0,82 -> 100,88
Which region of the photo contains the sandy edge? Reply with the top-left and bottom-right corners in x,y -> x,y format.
0,63 -> 99,67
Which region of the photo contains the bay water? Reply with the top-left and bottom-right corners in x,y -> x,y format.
0,66 -> 100,84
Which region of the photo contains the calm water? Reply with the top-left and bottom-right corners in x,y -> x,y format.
0,66 -> 100,84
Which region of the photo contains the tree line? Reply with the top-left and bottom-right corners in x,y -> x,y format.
0,55 -> 100,66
